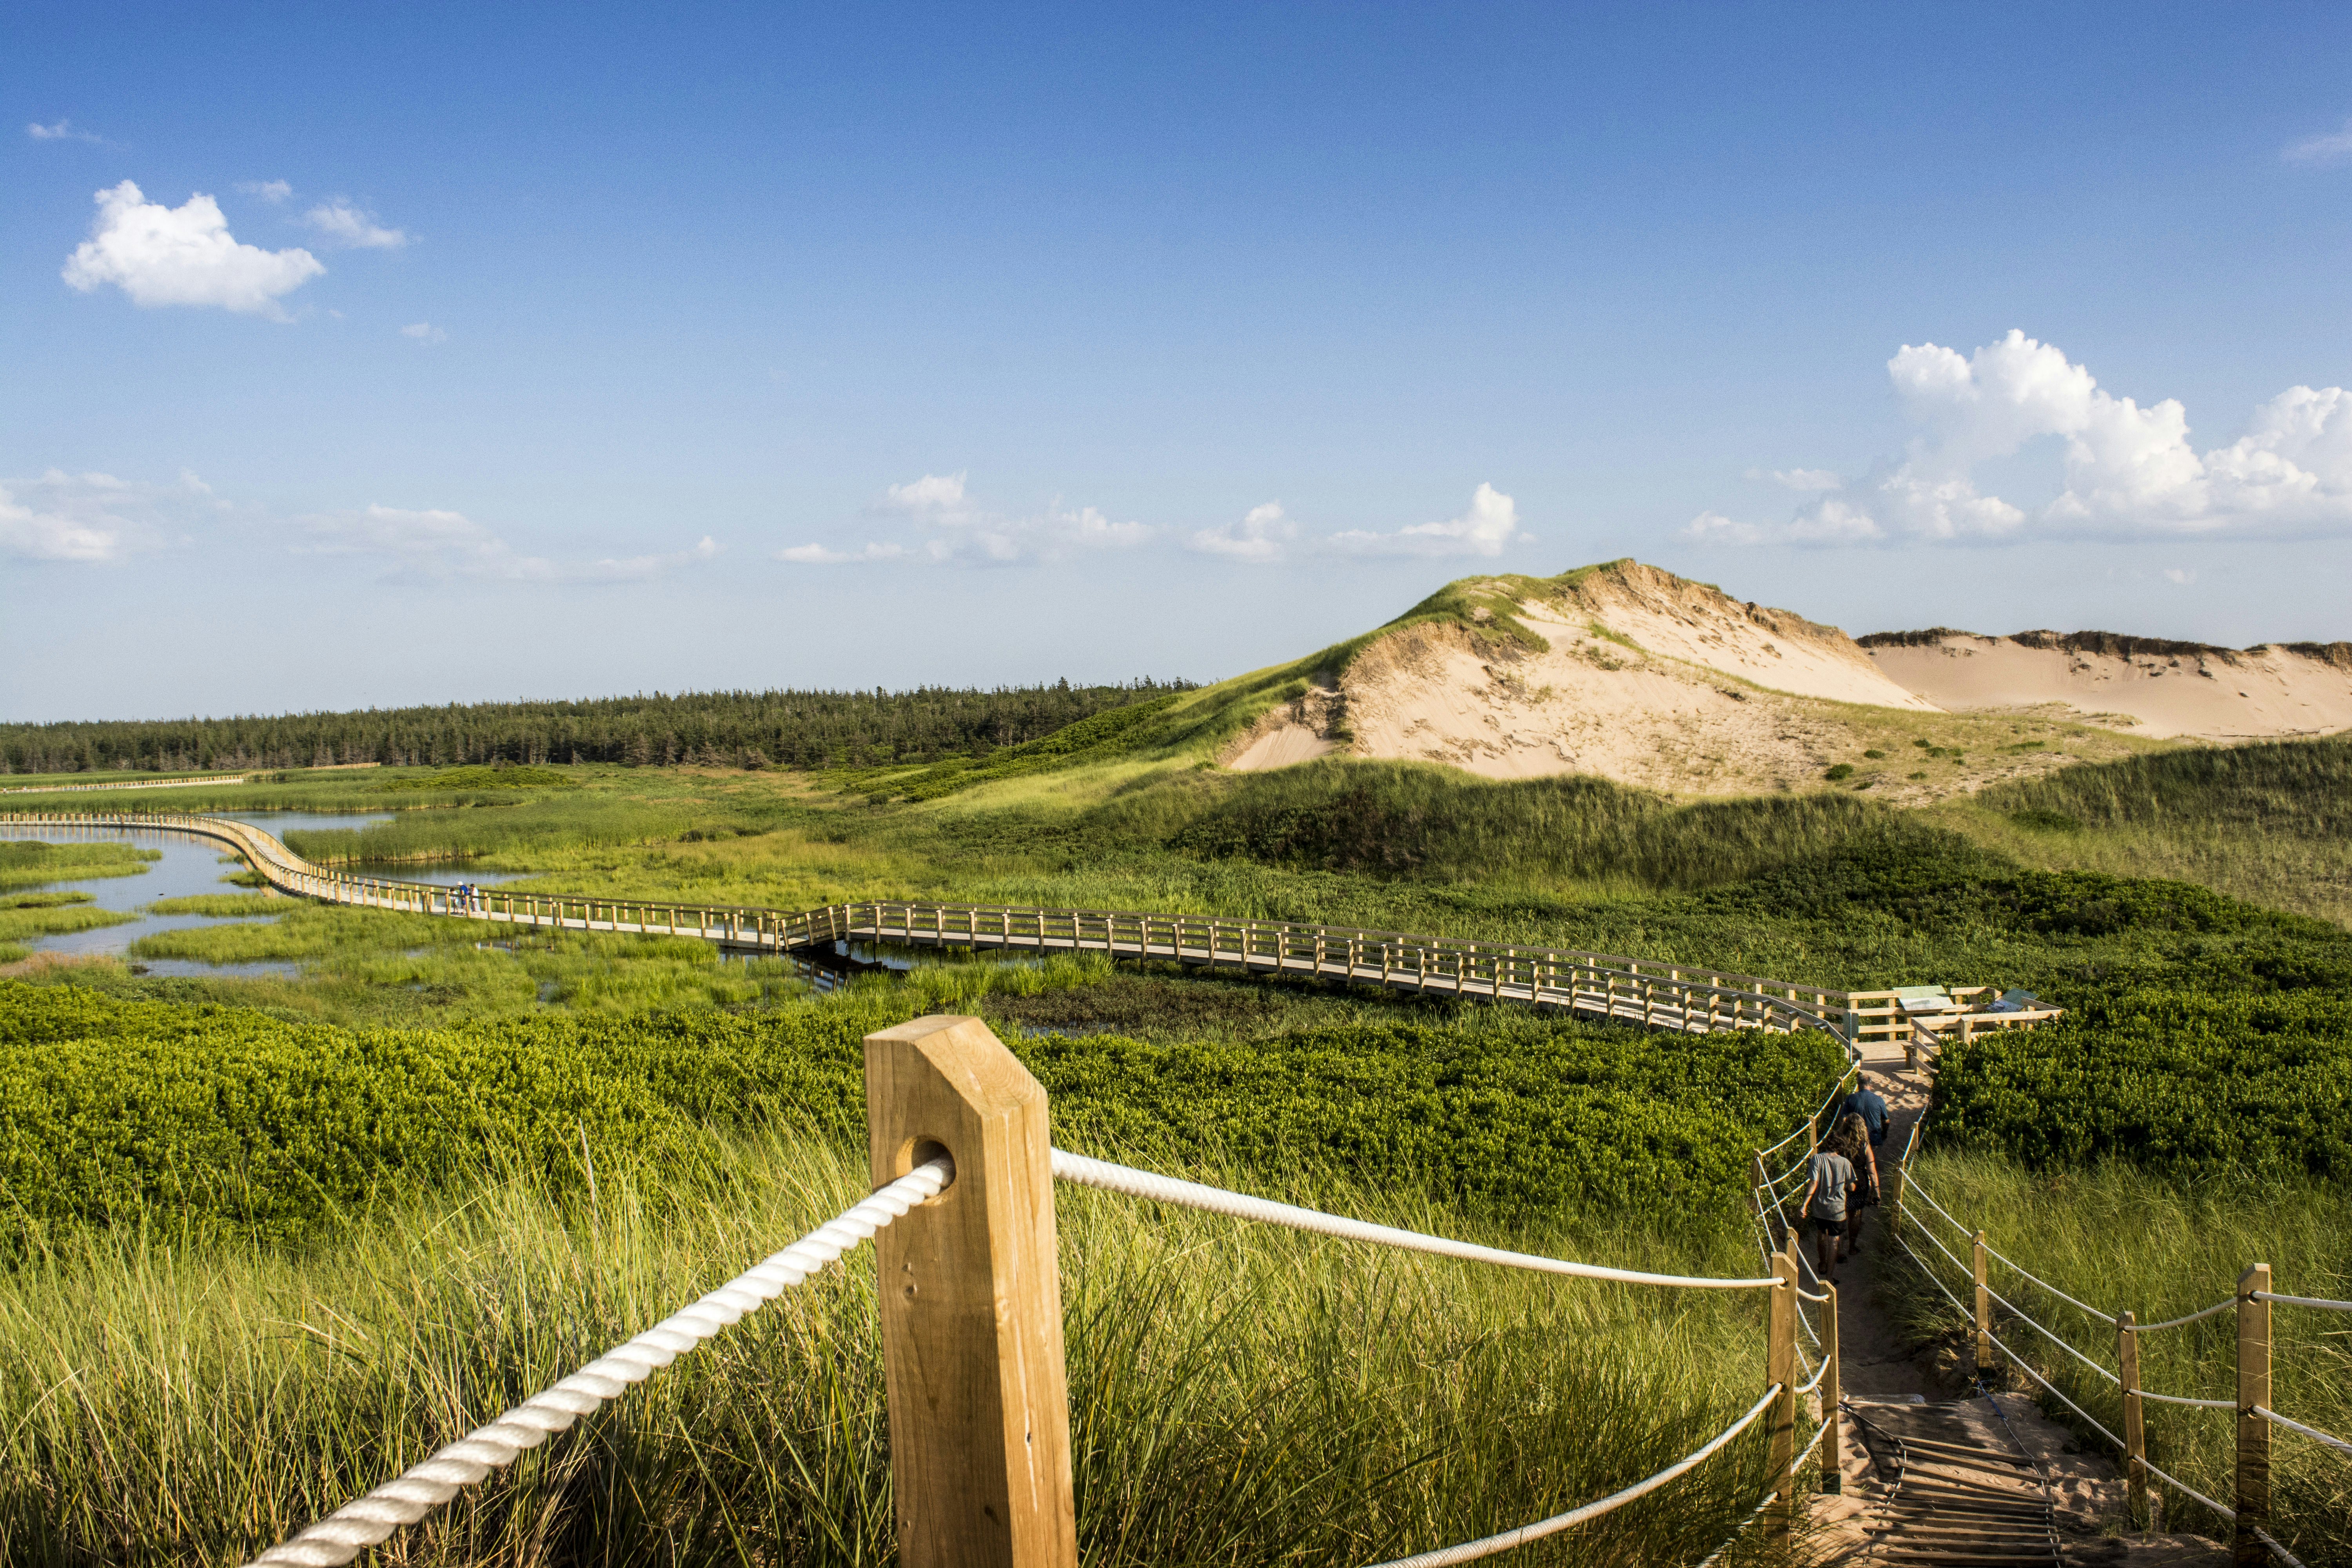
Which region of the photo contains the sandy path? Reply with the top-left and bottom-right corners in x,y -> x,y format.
1799,1039 -> 2227,1564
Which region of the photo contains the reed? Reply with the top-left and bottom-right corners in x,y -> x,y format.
0,1127 -> 1808,1568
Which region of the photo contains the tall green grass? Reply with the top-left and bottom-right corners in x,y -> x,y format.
1882,1151 -> 2349,1565
0,1127 -> 1808,1567
1954,736 -> 2352,926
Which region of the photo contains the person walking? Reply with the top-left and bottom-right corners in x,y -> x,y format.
1798,1132 -> 1857,1285
1829,1112 -> 1880,1254
1841,1072 -> 1889,1151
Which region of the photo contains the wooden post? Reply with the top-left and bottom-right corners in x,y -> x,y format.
2117,1309 -> 2147,1531
1973,1230 -> 1993,1377
1821,1281 -> 1842,1494
1768,1254 -> 1798,1537
2235,1263 -> 2272,1566
864,1015 -> 1078,1568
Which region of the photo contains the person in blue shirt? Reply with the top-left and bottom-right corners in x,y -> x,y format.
1841,1073 -> 1889,1149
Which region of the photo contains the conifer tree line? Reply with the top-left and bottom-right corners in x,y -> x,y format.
0,680 -> 1196,776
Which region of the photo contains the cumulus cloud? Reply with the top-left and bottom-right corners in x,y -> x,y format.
1321,483 -> 1526,558
1689,330 -> 2352,546
2285,118 -> 2352,167
62,181 -> 324,318
0,468 -> 219,562
237,179 -> 294,202
781,472 -> 1153,565
27,118 -> 107,144
1189,501 -> 1299,562
302,201 -> 407,249
401,321 -> 447,343
1182,485 -> 1527,564
301,504 -> 717,583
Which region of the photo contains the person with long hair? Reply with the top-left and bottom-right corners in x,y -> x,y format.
1829,1112 -> 1880,1255
1798,1123 -> 1857,1285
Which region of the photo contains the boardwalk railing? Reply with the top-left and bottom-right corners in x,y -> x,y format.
1886,1123 -> 2341,1567
2,809 -> 2064,1047
242,1014 -> 1842,1567
0,772 -> 256,796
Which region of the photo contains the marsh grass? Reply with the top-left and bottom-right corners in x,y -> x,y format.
0,902 -> 137,945
0,840 -> 158,891
139,891 -> 293,917
1882,1151 -> 2351,1564
0,1126 -> 1806,1567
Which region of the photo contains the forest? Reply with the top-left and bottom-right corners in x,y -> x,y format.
0,679 -> 1194,776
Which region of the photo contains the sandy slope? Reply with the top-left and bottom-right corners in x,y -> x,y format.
1228,561 -> 1944,794
1861,632 -> 2352,740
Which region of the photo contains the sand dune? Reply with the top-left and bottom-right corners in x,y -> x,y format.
1229,561 -> 1950,794
1862,631 -> 2352,740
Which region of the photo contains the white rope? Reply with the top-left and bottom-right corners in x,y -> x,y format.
1984,1241 -> 2116,1325
1982,1323 -> 2126,1453
1798,1356 -> 1830,1396
1898,1174 -> 1974,1238
2254,1290 -> 2352,1312
1894,1231 -> 1971,1319
2256,1406 -> 2352,1460
1687,1414 -> 1830,1568
2136,1296 -> 2238,1334
1049,1150 -> 1781,1290
2133,1387 -> 2234,1410
1981,1282 -> 2121,1385
2143,1454 -> 2231,1521
1360,1386 -> 1780,1568
1797,1287 -> 1831,1305
2256,1529 -> 2310,1568
240,1158 -> 953,1568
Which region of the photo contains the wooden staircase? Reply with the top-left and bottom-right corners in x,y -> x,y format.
1848,1399 -> 2062,1567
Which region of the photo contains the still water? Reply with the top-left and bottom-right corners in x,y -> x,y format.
1,812 -> 961,990
0,813 -> 516,975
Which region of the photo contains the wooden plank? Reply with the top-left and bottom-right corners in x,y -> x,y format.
864,1015 -> 1078,1568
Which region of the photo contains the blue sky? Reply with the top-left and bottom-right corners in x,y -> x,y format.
7,2 -> 2352,721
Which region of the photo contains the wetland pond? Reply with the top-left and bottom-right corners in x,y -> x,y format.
1,812 -> 984,991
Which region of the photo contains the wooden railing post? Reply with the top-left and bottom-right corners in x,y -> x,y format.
1972,1230 -> 1992,1377
1821,1281 -> 1842,1494
2235,1263 -> 2272,1566
2117,1309 -> 2147,1530
864,1014 -> 1076,1568
1768,1254 -> 1798,1537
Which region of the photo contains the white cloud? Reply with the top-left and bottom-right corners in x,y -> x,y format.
1189,501 -> 1299,563
301,201 -> 407,249
1689,330 -> 2352,546
0,468 -> 220,562
1749,467 -> 1844,492
301,504 -> 717,583
27,119 -> 107,144
1321,483 -> 1526,558
2285,118 -> 2352,167
401,322 -> 447,343
777,541 -> 911,564
2162,567 -> 2195,585
784,473 -> 1154,565
62,181 -> 324,319
236,179 -> 294,203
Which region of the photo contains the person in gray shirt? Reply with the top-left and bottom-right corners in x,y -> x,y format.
1799,1142 -> 1857,1285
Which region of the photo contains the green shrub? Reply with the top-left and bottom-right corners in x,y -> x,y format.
1824,764 -> 1854,781
375,764 -> 579,791
0,979 -> 1844,1253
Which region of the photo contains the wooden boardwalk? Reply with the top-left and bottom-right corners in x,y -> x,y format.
2,807 -> 2062,1047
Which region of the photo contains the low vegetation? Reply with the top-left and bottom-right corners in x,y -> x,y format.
0,839 -> 157,891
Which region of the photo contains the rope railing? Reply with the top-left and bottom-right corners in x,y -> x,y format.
2257,1407 -> 2352,1462
241,1156 -> 954,1568
1050,1151 -> 1784,1290
1363,1387 -> 1782,1568
1890,1173 -> 2332,1565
